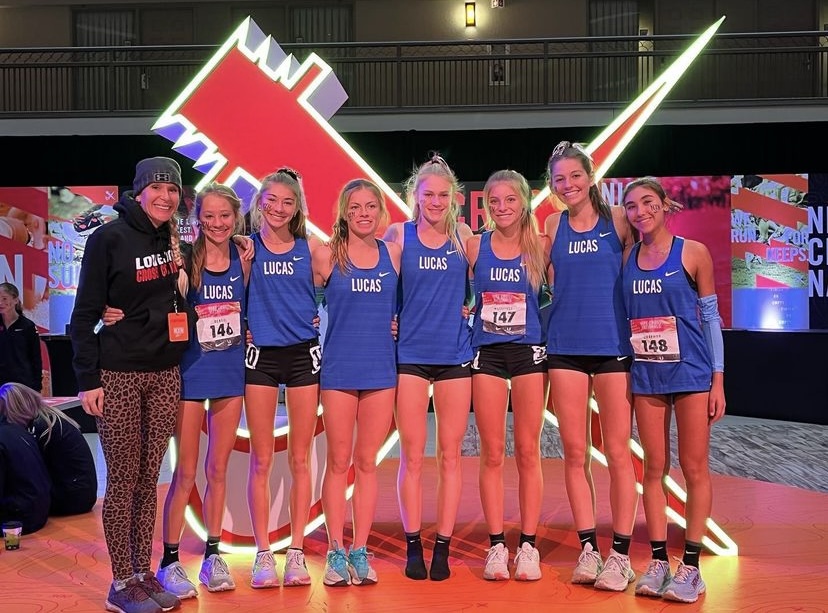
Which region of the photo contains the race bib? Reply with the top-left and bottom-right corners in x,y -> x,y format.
630,316 -> 681,362
195,301 -> 242,352
480,291 -> 527,335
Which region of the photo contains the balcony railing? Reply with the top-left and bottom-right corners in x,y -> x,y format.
1,31 -> 826,115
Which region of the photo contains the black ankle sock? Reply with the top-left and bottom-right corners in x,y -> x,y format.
650,540 -> 669,561
404,531 -> 427,580
611,532 -> 632,556
682,541 -> 702,568
160,542 -> 180,568
577,529 -> 599,553
429,534 -> 451,581
205,535 -> 220,559
519,533 -> 536,549
489,532 -> 506,548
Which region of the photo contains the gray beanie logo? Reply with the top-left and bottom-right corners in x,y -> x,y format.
133,156 -> 183,195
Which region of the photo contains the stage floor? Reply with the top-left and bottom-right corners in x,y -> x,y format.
2,458 -> 826,612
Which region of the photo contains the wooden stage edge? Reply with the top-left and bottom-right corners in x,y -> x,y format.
2,458 -> 827,612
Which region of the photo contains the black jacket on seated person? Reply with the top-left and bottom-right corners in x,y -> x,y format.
0,420 -> 50,533
31,415 -> 97,515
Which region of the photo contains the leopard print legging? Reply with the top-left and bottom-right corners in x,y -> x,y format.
97,367 -> 180,581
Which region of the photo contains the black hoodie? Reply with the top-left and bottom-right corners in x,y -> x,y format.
70,192 -> 188,391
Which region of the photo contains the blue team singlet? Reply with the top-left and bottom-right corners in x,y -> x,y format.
246,233 -> 317,347
622,237 -> 712,394
547,211 -> 630,356
321,240 -> 398,390
396,222 -> 472,365
180,247 -> 246,399
471,231 -> 543,348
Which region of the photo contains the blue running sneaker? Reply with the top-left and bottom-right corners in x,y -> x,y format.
635,559 -> 672,597
662,561 -> 706,603
348,545 -> 378,586
323,543 -> 351,587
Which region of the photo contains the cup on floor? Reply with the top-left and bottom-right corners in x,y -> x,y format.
2,521 -> 23,550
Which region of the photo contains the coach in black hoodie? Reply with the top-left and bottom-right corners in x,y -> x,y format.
70,157 -> 188,613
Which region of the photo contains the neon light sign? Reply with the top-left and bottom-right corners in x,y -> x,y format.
154,16 -> 735,555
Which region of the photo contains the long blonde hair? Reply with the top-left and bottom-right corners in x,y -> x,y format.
329,179 -> 388,273
482,170 -> 546,291
0,382 -> 80,445
189,183 -> 244,293
249,168 -> 309,239
403,153 -> 465,256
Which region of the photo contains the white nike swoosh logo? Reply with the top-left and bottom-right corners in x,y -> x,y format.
461,361 -> 471,367
230,275 -> 241,282
379,272 -> 391,277
292,256 -> 304,261
599,231 -> 612,237
616,356 -> 629,361
665,270 -> 680,277
446,249 -> 458,255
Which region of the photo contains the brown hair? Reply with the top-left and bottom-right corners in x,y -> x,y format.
547,141 -> 611,220
249,168 -> 309,239
622,176 -> 684,213
0,282 -> 23,314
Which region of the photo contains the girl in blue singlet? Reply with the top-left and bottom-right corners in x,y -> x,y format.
156,183 -> 250,598
244,169 -> 322,588
621,178 -> 725,604
384,154 -> 473,581
467,170 -> 549,583
544,142 -> 638,592
312,179 -> 401,587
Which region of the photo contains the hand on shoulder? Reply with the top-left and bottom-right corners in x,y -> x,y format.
383,222 -> 404,245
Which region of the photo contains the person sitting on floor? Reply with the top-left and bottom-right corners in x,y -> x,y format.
0,382 -> 96,516
0,406 -> 51,533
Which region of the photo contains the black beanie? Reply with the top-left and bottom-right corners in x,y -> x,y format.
133,157 -> 183,195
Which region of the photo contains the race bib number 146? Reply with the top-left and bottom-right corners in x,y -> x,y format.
195,301 -> 242,352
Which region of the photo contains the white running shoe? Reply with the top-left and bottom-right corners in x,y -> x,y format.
283,549 -> 312,586
250,550 -> 278,589
155,561 -> 197,600
483,543 -> 510,581
594,549 -> 635,591
513,542 -> 542,581
199,554 -> 235,592
572,543 -> 603,584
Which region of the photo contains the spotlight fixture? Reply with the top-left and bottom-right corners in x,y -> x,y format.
465,2 -> 476,27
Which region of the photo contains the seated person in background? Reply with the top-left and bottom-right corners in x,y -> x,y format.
0,383 -> 97,516
0,410 -> 51,533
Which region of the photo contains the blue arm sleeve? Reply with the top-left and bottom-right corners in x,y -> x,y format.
698,294 -> 724,372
